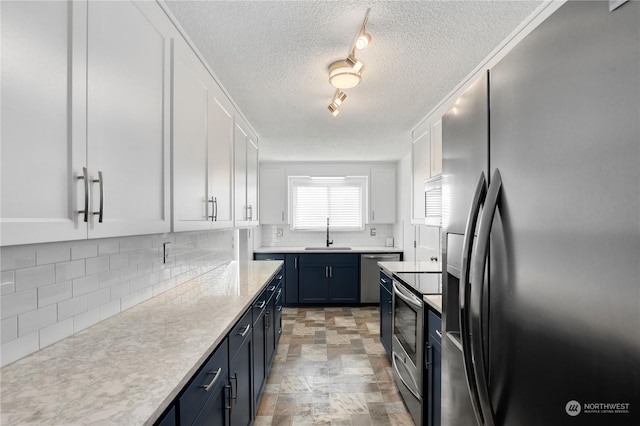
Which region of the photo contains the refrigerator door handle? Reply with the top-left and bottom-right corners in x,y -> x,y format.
470,169 -> 503,426
459,172 -> 487,425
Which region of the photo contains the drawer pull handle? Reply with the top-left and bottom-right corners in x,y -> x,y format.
238,324 -> 251,337
268,285 -> 276,292
277,275 -> 283,280
201,367 -> 222,392
436,330 -> 442,338
256,301 -> 266,309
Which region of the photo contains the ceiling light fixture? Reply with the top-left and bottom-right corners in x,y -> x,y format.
327,102 -> 340,117
326,9 -> 371,116
329,60 -> 362,89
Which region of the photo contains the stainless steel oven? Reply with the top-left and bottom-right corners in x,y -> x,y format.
392,278 -> 424,426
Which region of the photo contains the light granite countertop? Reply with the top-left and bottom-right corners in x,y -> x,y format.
424,295 -> 443,314
378,260 -> 442,275
254,246 -> 403,254
0,260 -> 283,426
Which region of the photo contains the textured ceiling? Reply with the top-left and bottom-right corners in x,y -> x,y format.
162,0 -> 542,162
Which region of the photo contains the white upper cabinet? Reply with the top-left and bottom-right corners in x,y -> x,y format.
234,116 -> 259,227
172,36 -> 235,232
1,0 -> 173,246
370,169 -> 396,224
208,83 -> 235,229
259,168 -> 286,225
431,119 -> 443,176
86,1 -> 172,239
412,122 -> 431,222
411,118 -> 443,223
1,0 -> 87,245
172,37 -> 213,232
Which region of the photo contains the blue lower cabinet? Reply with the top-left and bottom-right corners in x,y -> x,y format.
155,405 -> 176,426
298,254 -> 359,304
179,339 -> 229,426
379,271 -> 393,358
252,290 -> 268,412
284,254 -> 299,305
426,310 -> 442,426
228,310 -> 253,426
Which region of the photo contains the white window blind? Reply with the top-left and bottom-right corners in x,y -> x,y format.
289,176 -> 366,231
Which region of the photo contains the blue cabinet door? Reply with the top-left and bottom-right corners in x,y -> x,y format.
299,264 -> 329,303
328,264 -> 359,302
284,254 -> 299,305
252,299 -> 267,412
379,271 -> 393,358
427,310 -> 442,426
229,325 -> 253,425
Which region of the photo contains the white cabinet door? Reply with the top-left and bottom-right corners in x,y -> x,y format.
259,168 -> 286,224
86,0 -> 171,239
172,38 -> 211,232
234,118 -> 249,224
209,84 -> 235,229
431,119 -> 443,176
412,125 -> 431,221
1,0 -> 88,246
370,169 -> 396,224
246,135 -> 259,226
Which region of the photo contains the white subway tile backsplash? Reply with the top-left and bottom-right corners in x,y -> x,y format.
38,281 -> 72,307
98,241 -> 119,256
55,260 -> 85,282
1,271 -> 15,294
72,275 -> 99,297
18,304 -> 57,336
2,316 -> 18,343
36,244 -> 71,265
86,256 -> 110,275
0,246 -> 36,271
99,300 -> 121,321
111,282 -> 130,300
15,265 -> 55,291
73,308 -> 100,333
71,243 -> 98,260
87,288 -> 111,310
58,295 -> 88,321
1,289 -> 37,319
1,332 -> 39,367
109,253 -> 130,270
39,318 -> 73,348
1,229 -> 233,365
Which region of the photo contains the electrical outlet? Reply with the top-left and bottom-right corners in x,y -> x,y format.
370,228 -> 376,236
163,242 -> 171,264
277,228 -> 283,237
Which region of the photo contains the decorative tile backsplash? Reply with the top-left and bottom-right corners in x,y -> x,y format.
260,224 -> 395,248
0,230 -> 233,367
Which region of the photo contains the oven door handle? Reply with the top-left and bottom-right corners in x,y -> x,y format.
393,281 -> 422,309
392,351 -> 421,400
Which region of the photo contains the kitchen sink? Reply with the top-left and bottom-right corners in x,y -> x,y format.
304,247 -> 351,251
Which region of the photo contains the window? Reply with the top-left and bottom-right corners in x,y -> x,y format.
289,176 -> 367,231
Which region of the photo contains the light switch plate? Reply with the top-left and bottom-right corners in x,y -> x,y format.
277,228 -> 283,237
370,228 -> 376,236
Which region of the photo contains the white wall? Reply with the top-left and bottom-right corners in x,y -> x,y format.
395,153 -> 415,261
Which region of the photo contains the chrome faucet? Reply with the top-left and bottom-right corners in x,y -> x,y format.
326,217 -> 333,247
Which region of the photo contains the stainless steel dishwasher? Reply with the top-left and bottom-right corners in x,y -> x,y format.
360,253 -> 400,303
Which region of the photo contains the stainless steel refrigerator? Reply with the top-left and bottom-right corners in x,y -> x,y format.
441,1 -> 640,425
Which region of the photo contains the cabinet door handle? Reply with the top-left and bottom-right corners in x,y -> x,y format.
372,211 -> 375,221
281,211 -> 284,221
213,197 -> 218,221
208,197 -> 214,221
201,367 -> 222,392
388,299 -> 392,315
329,266 -> 333,278
325,266 -> 328,277
77,167 -> 89,222
246,205 -> 253,220
92,171 -> 104,223
225,384 -> 232,413
230,372 -> 238,401
238,324 -> 250,338
277,305 -> 282,312
436,330 -> 442,338
294,257 -> 298,269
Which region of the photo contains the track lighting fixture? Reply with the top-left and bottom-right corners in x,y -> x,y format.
326,9 -> 371,116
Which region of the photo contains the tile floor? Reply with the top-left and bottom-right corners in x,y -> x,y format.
254,306 -> 414,426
